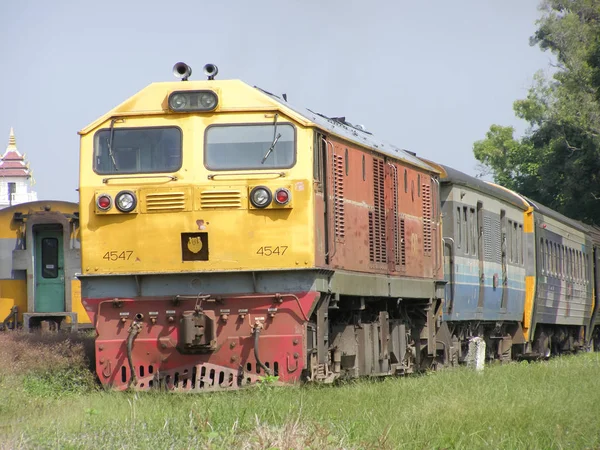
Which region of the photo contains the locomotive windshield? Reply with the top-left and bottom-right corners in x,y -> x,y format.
93,126 -> 182,175
204,123 -> 295,170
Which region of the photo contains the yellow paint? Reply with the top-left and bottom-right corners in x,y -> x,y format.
0,279 -> 90,326
519,206 -> 537,341
485,181 -> 530,210
81,80 -> 326,137
0,201 -> 78,239
70,279 -> 91,325
523,276 -> 536,340
523,206 -> 534,233
79,81 -> 319,275
418,158 -> 448,178
0,280 -> 27,324
81,180 -> 313,273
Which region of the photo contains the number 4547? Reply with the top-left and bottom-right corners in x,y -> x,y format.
256,246 -> 288,256
103,250 -> 133,261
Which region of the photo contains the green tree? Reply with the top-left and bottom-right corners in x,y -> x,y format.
474,0 -> 600,223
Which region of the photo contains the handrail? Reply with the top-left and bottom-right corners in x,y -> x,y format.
102,175 -> 177,184
442,237 -> 455,313
388,163 -> 399,265
207,171 -> 285,180
432,177 -> 442,273
323,138 -> 336,261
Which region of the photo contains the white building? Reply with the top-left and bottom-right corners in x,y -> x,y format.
0,128 -> 37,209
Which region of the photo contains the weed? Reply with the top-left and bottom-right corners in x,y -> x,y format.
256,374 -> 280,391
22,365 -> 97,397
0,330 -> 94,377
0,330 -> 96,399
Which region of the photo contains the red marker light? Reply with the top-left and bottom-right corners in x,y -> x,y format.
97,195 -> 112,210
274,188 -> 290,205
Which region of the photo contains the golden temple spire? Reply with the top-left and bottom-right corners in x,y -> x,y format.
7,127 -> 16,150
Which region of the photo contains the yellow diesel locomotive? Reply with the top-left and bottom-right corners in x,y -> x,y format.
79,63 -> 447,390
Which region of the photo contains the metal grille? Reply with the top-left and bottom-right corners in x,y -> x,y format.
483,216 -> 492,260
483,216 -> 502,262
369,158 -> 387,263
333,154 -> 345,238
422,182 -> 432,254
131,362 -> 261,392
493,219 -> 501,263
400,217 -> 406,266
200,190 -> 242,209
145,192 -> 186,212
389,164 -> 400,265
369,211 -> 374,261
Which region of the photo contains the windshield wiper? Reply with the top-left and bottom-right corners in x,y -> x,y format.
261,113 -> 281,164
106,118 -> 124,171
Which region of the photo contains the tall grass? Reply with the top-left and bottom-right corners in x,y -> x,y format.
1,331 -> 599,449
0,331 -> 96,397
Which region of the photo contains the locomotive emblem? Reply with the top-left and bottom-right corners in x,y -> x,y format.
181,232 -> 209,261
187,236 -> 203,254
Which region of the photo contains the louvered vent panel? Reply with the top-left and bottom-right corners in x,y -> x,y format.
333,154 -> 345,239
369,158 -> 387,263
483,216 -> 492,260
390,165 -> 400,265
200,190 -> 242,209
493,218 -> 501,263
400,217 -> 406,266
482,217 -> 503,263
369,212 -> 375,262
422,182 -> 432,254
145,192 -> 186,212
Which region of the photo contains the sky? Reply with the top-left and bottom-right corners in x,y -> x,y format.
0,0 -> 552,202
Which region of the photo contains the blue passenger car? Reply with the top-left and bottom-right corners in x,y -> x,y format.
526,199 -> 593,355
435,164 -> 596,358
438,166 -> 529,359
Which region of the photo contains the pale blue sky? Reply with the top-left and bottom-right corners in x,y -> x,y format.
0,0 -> 550,201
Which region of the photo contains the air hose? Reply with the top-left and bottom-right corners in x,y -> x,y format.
253,326 -> 271,376
126,320 -> 143,388
2,306 -> 18,330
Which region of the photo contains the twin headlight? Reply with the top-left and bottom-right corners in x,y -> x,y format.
97,187 -> 290,213
168,90 -> 218,112
96,191 -> 137,213
250,186 -> 291,208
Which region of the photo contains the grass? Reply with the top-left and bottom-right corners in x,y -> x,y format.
1,331 -> 600,449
